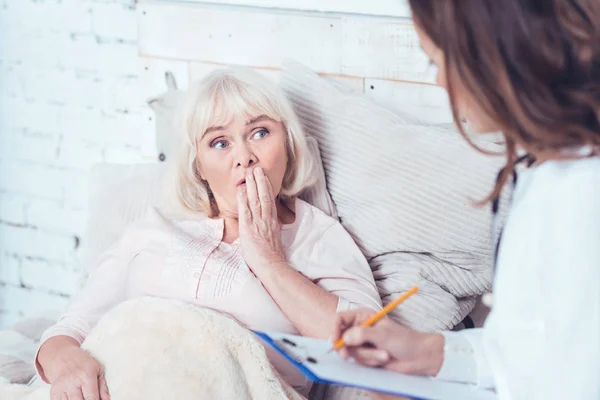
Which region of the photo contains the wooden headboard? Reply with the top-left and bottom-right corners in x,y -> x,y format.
137,0 -> 452,124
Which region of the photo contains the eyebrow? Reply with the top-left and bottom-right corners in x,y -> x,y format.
246,115 -> 274,125
204,125 -> 226,136
203,115 -> 275,137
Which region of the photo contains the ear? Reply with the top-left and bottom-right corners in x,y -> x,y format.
165,71 -> 178,90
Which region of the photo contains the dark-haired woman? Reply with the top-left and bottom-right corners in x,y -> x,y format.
332,1 -> 600,399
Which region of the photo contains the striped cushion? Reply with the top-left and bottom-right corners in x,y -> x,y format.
299,137 -> 339,219
281,59 -> 507,331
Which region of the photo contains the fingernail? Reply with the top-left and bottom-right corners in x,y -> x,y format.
377,351 -> 389,362
343,330 -> 356,344
255,167 -> 263,176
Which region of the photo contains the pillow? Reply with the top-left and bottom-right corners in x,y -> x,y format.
300,137 -> 338,219
281,59 -> 507,331
78,162 -> 167,284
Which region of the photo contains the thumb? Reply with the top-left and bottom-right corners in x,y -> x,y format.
342,326 -> 387,348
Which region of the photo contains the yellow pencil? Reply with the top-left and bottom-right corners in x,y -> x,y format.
331,285 -> 419,351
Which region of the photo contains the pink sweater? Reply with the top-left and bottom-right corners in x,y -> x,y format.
37,199 -> 382,394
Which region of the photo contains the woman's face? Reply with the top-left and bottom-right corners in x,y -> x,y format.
196,113 -> 289,218
415,24 -> 499,134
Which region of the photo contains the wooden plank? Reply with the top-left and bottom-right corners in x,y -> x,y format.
138,2 -> 343,74
138,3 -> 433,83
155,0 -> 411,18
342,19 -> 436,83
189,61 -> 364,94
189,61 -> 281,84
364,79 -> 453,124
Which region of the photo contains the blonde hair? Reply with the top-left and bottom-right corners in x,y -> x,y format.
167,66 -> 317,217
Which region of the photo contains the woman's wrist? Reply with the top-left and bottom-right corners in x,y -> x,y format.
416,333 -> 445,376
38,336 -> 81,381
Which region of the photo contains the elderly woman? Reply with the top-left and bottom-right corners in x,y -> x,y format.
35,67 -> 382,399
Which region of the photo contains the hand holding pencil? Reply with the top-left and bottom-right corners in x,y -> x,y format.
330,286 -> 445,377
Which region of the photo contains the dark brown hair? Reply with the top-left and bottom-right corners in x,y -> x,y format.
409,0 -> 600,202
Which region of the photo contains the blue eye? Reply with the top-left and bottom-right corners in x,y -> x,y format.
252,129 -> 269,140
211,139 -> 228,149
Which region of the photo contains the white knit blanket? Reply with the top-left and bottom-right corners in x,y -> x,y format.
0,297 -> 304,400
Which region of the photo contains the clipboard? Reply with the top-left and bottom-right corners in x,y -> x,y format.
254,331 -> 497,400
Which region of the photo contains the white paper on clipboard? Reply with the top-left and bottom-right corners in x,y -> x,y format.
255,331 -> 497,400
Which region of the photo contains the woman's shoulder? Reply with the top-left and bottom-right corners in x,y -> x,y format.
288,199 -> 370,267
529,156 -> 600,206
288,198 -> 356,251
517,156 -> 600,234
520,157 -> 600,295
117,206 -> 213,245
534,154 -> 600,180
293,198 -> 339,234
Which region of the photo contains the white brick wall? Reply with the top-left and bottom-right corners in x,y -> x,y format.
0,0 -> 154,328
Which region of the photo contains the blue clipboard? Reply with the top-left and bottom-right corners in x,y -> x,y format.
254,331 -> 497,400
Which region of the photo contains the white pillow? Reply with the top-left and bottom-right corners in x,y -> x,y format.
78,163 -> 167,284
281,59 -> 507,258
281,59 -> 506,331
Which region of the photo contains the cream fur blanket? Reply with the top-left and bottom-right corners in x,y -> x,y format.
0,297 -> 304,400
